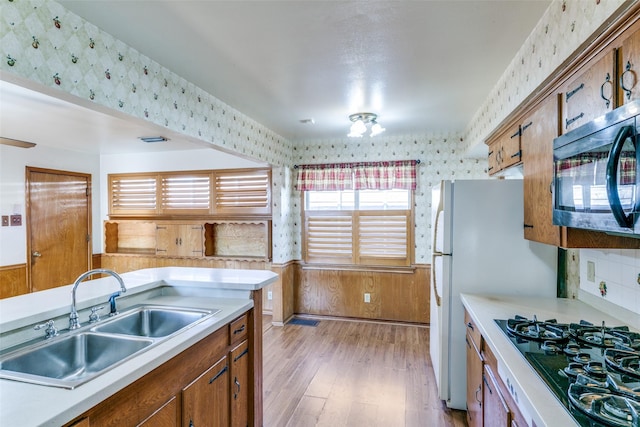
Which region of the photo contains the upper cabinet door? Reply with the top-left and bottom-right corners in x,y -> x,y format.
618,26 -> 640,104
562,49 -> 615,133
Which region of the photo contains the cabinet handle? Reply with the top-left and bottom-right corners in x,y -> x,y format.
209,365 -> 228,384
233,324 -> 246,335
466,322 -> 474,331
600,72 -> 613,108
483,374 -> 493,394
565,112 -> 584,128
234,347 -> 250,362
234,377 -> 241,400
620,61 -> 635,100
475,386 -> 482,404
565,82 -> 584,101
465,336 -> 472,349
524,224 -> 534,229
175,237 -> 179,246
189,420 -> 194,427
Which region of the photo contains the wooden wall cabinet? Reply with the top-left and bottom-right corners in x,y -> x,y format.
487,123 -> 522,176
617,25 -> 640,105
64,310 -> 256,427
561,49 -> 615,133
156,223 -> 204,257
104,219 -> 271,260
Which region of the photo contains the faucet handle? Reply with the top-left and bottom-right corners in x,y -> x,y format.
34,320 -> 59,339
89,305 -> 106,323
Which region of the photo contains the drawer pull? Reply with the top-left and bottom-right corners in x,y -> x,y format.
234,377 -> 241,400
234,348 -> 249,362
620,61 -> 635,100
233,324 -> 246,335
209,365 -> 228,383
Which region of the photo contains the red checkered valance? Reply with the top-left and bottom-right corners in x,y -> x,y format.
295,160 -> 418,191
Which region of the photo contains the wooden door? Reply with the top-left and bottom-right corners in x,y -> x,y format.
500,124 -> 522,170
27,167 -> 91,292
182,356 -> 229,427
522,95 -> 562,246
230,340 -> 250,427
138,396 -> 178,426
178,224 -> 204,257
562,50 -> 615,133
483,365 -> 511,427
619,26 -> 640,104
466,333 -> 483,427
156,224 -> 178,256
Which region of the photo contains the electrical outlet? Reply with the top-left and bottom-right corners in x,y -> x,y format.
364,293 -> 370,303
587,261 -> 595,282
1,216 -> 8,226
267,291 -> 273,300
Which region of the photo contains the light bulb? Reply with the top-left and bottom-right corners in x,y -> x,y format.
370,122 -> 385,136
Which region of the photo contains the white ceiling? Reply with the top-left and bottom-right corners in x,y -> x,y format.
1,0 -> 551,155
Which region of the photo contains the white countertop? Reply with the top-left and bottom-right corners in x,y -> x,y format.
461,293 -> 640,427
0,267 -> 278,426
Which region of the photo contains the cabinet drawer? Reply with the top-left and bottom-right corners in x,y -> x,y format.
464,310 -> 482,352
229,313 -> 248,344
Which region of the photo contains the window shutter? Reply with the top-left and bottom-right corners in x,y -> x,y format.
358,213 -> 410,266
109,175 -> 158,215
161,173 -> 211,214
305,214 -> 353,264
214,169 -> 271,214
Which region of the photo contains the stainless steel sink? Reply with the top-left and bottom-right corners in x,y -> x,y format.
91,306 -> 215,338
0,305 -> 219,389
0,332 -> 153,388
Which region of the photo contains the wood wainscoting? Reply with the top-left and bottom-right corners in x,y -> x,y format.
294,264 -> 430,324
0,264 -> 28,298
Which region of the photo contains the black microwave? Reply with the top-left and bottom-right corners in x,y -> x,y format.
553,100 -> 640,236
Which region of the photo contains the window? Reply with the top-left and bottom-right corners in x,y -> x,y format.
303,188 -> 413,267
108,168 -> 271,217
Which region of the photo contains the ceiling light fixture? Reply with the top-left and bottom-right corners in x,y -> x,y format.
139,136 -> 169,143
348,112 -> 385,138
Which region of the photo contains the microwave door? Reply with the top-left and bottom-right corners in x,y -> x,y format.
606,125 -> 639,229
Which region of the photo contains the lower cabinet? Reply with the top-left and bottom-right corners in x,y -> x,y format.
482,365 -> 510,427
182,356 -> 230,427
231,340 -> 250,427
464,309 -> 526,427
64,310 -> 253,427
466,331 -> 483,427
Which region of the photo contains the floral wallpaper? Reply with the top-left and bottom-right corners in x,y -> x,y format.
463,0 -> 627,153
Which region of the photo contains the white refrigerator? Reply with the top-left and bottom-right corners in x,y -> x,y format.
429,179 -> 558,410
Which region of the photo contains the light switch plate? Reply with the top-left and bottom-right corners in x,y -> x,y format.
10,214 -> 21,226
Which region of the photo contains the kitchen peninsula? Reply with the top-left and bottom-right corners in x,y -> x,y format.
462,293 -> 640,427
0,267 -> 278,426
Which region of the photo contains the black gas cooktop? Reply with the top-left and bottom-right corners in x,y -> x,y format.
495,316 -> 640,427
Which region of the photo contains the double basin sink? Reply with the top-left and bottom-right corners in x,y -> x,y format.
0,305 -> 220,389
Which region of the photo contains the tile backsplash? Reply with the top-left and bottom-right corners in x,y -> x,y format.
580,249 -> 640,314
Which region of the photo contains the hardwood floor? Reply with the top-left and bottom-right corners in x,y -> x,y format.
262,315 -> 467,427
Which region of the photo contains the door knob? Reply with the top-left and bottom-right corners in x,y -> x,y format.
32,251 -> 42,257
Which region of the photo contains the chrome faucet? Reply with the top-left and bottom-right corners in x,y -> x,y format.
69,269 -> 127,330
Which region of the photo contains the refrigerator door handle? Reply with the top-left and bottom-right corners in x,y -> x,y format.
431,253 -> 442,307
